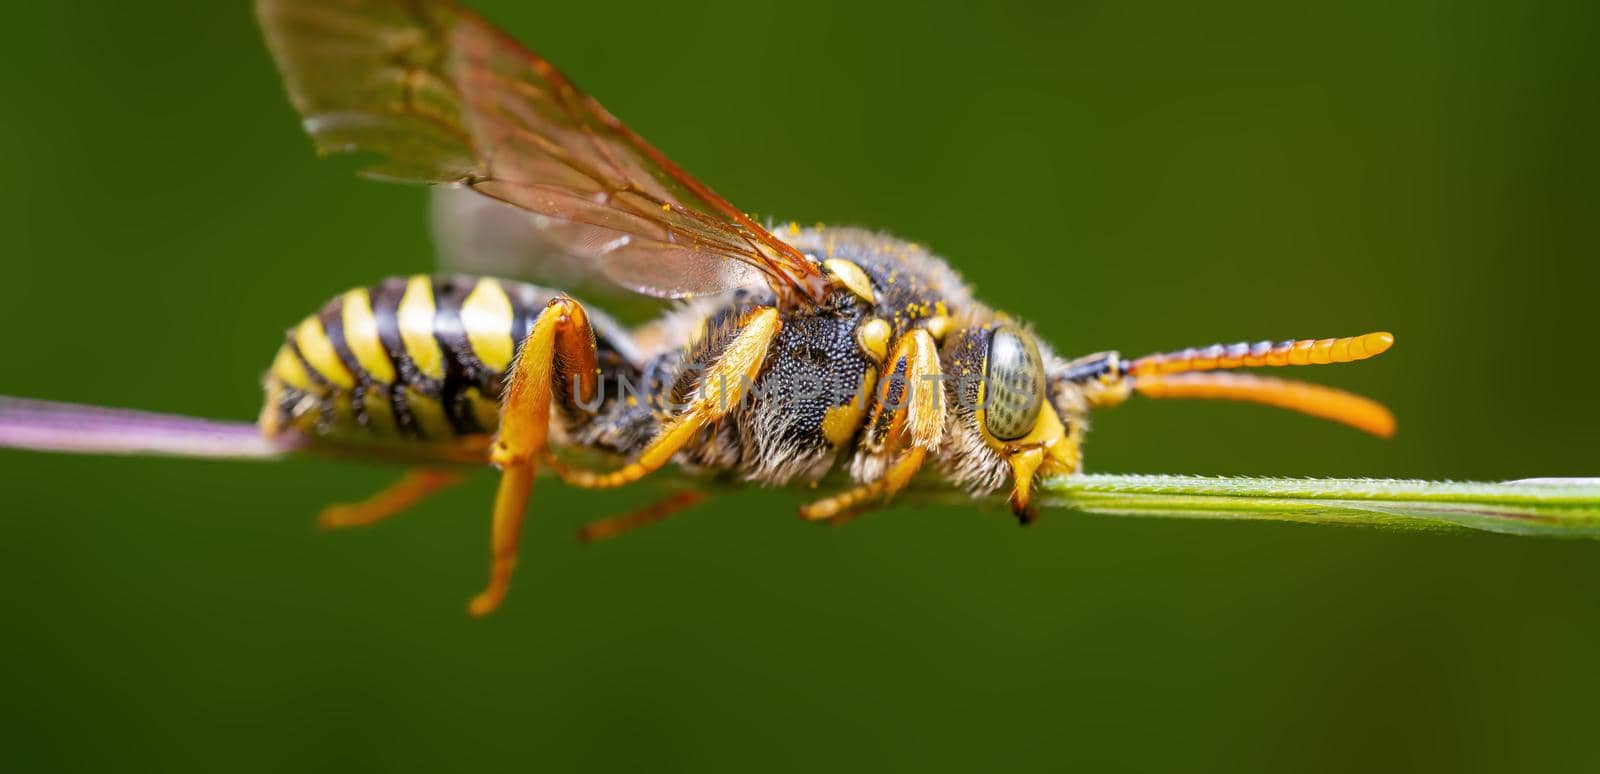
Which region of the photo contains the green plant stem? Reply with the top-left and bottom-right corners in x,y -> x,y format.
1033,475 -> 1600,537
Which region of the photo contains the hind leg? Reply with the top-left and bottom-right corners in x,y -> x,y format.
576,491 -> 709,543
468,297 -> 601,617
318,468 -> 465,529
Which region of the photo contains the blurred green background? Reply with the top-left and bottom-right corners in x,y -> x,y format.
2,1 -> 1597,771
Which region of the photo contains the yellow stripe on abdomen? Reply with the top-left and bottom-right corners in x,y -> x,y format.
465,387 -> 502,434
294,315 -> 355,389
461,278 -> 515,373
362,388 -> 400,436
405,387 -> 453,439
341,287 -> 395,384
398,275 -> 444,381
269,345 -> 313,391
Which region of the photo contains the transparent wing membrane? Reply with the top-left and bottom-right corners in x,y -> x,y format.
256,0 -> 827,303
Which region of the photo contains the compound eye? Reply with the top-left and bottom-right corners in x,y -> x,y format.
983,326 -> 1045,441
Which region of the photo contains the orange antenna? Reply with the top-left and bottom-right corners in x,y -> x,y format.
1129,332 -> 1394,377
1132,372 -> 1396,438
1110,330 -> 1397,436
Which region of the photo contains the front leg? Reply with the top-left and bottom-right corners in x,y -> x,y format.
470,297 -> 600,617
800,329 -> 944,521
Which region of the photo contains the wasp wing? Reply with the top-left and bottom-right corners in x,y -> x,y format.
428,186 -> 763,305
256,0 -> 827,304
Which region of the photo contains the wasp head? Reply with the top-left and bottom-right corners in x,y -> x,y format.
936,323 -> 1114,521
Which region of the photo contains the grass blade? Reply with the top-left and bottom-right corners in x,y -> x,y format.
1037,475 -> 1600,537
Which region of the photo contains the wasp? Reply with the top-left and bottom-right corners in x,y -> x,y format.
0,0 -> 1396,615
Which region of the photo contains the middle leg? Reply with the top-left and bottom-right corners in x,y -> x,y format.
576,491 -> 709,543
550,306 -> 782,491
318,468 -> 465,529
800,329 -> 945,522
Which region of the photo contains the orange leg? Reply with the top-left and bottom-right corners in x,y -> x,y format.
468,297 -> 600,617
801,447 -> 927,522
552,307 -> 781,491
799,330 -> 944,522
469,457 -> 535,616
576,491 -> 709,543
318,468 -> 464,529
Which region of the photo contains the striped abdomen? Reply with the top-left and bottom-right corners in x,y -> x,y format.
260,275 -> 565,443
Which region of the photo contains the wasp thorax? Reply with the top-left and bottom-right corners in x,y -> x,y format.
983,326 -> 1045,440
